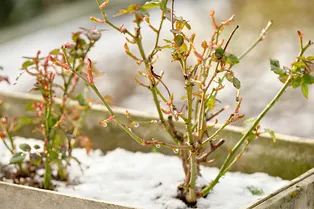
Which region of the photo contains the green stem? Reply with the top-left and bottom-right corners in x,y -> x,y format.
201,75 -> 291,196
148,3 -> 166,61
95,0 -> 135,39
202,38 -> 310,195
185,64 -> 194,144
43,159 -> 51,189
6,130 -> 15,154
18,163 -> 25,175
201,121 -> 230,145
238,21 -> 273,60
90,84 -> 143,144
0,124 -> 15,154
211,21 -> 273,100
188,152 -> 197,188
43,72 -> 54,189
2,139 -> 13,154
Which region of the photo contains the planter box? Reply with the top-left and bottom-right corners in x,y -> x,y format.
0,91 -> 313,209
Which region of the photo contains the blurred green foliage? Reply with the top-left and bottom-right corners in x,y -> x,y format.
0,0 -> 82,28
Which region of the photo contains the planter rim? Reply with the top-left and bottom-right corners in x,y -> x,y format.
0,181 -> 136,209
245,167 -> 314,209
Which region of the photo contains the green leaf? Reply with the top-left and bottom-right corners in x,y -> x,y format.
303,74 -> 314,85
30,153 -> 42,166
247,186 -> 264,195
25,102 -> 33,111
180,43 -> 188,52
114,4 -> 140,16
72,33 -> 80,42
34,144 -> 41,150
174,35 -> 184,47
10,152 -> 26,164
155,45 -> 171,51
292,77 -> 302,88
22,60 -> 34,69
205,97 -> 215,110
0,66 -> 3,70
151,146 -> 159,153
264,128 -> 276,142
175,20 -> 185,31
214,48 -> 224,58
184,22 -> 191,30
48,117 -> 57,128
270,59 -> 280,68
19,143 -> 31,152
160,0 -> 167,11
49,49 -> 60,55
48,150 -> 59,161
243,117 -> 255,125
136,9 -> 150,17
142,1 -> 160,9
270,59 -> 285,75
301,83 -> 309,99
163,39 -> 172,44
170,29 -> 181,34
227,54 -> 240,64
225,73 -> 233,83
232,77 -> 241,89
19,116 -> 33,125
180,95 -> 187,100
76,93 -> 87,106
292,61 -> 306,69
306,56 -> 314,61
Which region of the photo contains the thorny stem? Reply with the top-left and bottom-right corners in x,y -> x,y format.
184,64 -> 198,197
43,70 -> 54,190
201,43 -> 309,196
184,60 -> 194,145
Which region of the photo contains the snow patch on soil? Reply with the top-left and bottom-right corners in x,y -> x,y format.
0,137 -> 289,209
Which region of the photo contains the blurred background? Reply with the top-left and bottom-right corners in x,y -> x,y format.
0,0 -> 313,138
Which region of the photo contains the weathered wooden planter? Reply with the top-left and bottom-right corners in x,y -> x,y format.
0,91 -> 313,209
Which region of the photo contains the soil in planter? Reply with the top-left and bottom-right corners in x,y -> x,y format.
0,162 -> 43,188
0,137 -> 289,209
0,138 -> 68,189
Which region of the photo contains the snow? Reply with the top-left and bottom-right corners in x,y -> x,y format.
1,0 -> 314,138
0,137 -> 289,209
